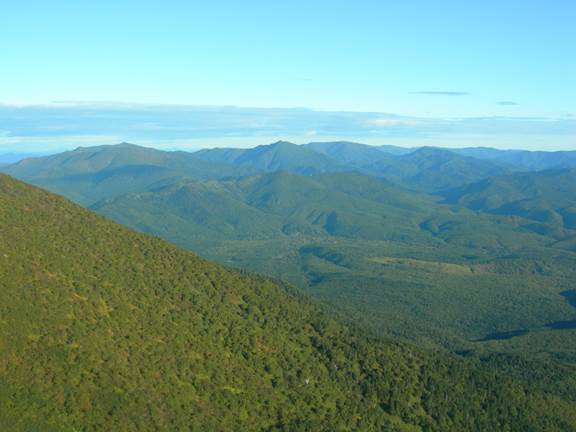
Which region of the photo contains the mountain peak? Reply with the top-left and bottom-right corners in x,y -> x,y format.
269,140 -> 298,148
72,142 -> 141,152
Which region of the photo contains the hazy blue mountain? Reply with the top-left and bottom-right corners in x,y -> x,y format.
304,141 -> 417,165
443,168 -> 576,232
196,141 -> 512,192
304,141 -> 392,166
376,144 -> 418,155
190,147 -> 246,164
362,146 -> 512,192
7,142 -> 560,204
453,147 -> 576,171
194,141 -> 346,174
1,143 -> 255,205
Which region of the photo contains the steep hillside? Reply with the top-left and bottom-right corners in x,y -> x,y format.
2,143 -> 253,205
4,173 -> 576,430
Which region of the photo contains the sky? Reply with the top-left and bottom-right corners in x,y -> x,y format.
1,0 -> 575,152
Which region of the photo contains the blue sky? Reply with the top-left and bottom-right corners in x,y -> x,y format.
1,1 -> 575,151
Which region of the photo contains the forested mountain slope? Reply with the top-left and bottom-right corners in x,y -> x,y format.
2,142 -> 517,200
2,173 -> 576,430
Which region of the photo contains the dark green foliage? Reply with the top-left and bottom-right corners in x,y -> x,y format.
2,173 -> 576,430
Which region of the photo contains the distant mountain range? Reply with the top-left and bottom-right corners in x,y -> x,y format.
6,141 -> 576,199
453,147 -> 576,171
2,143 -> 256,205
194,140 -> 576,192
195,141 -> 348,175
194,141 -> 512,192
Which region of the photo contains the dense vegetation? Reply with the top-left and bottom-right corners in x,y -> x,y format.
4,173 -> 576,430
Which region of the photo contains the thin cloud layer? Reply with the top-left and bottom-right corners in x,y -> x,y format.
0,102 -> 574,152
